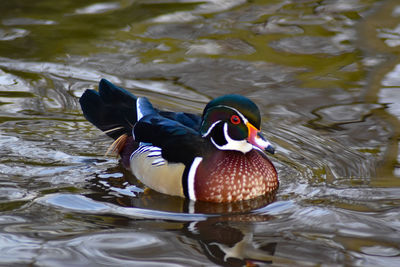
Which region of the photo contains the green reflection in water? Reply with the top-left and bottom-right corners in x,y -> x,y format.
0,0 -> 201,59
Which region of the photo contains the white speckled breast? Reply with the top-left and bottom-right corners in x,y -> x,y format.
194,149 -> 278,202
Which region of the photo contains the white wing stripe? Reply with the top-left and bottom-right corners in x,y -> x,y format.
136,98 -> 145,121
187,157 -> 202,201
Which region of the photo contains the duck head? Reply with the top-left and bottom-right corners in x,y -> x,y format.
200,94 -> 275,154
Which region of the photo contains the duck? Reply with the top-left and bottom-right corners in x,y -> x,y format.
79,79 -> 278,203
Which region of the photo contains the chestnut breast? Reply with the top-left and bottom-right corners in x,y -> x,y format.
194,150 -> 278,202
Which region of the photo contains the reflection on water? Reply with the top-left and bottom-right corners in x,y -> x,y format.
1,0 -> 400,266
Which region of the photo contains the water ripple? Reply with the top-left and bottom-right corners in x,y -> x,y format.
36,193 -> 213,221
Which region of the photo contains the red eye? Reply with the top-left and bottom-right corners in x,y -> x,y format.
230,115 -> 241,125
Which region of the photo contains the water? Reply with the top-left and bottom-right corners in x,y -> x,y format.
1,0 -> 400,266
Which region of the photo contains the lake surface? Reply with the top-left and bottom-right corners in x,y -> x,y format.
1,0 -> 400,266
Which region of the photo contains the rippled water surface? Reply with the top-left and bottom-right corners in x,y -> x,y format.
1,0 -> 400,266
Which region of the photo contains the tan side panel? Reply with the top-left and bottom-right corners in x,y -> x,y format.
130,150 -> 185,197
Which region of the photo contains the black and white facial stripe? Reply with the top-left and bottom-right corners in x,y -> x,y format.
201,105 -> 253,153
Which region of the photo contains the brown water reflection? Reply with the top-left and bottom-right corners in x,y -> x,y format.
1,0 -> 400,266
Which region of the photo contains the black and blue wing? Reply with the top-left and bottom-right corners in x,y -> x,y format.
79,79 -> 137,140
133,99 -> 208,166
80,79 -> 206,165
159,111 -> 202,132
80,79 -> 202,140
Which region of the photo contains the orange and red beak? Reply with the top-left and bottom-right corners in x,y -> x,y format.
246,122 -> 275,154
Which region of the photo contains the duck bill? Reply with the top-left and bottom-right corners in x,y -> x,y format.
246,122 -> 275,154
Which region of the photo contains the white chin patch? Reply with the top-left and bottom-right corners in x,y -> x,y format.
211,123 -> 252,153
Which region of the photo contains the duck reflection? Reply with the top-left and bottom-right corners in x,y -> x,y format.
86,164 -> 278,266
184,217 -> 277,267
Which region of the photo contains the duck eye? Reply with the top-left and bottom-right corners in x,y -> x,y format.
230,115 -> 241,125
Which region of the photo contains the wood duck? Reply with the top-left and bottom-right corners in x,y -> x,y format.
80,79 -> 278,203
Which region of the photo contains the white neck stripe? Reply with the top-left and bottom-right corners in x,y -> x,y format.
211,123 -> 252,153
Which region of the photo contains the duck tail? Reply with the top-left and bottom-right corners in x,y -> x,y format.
79,79 -> 137,140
